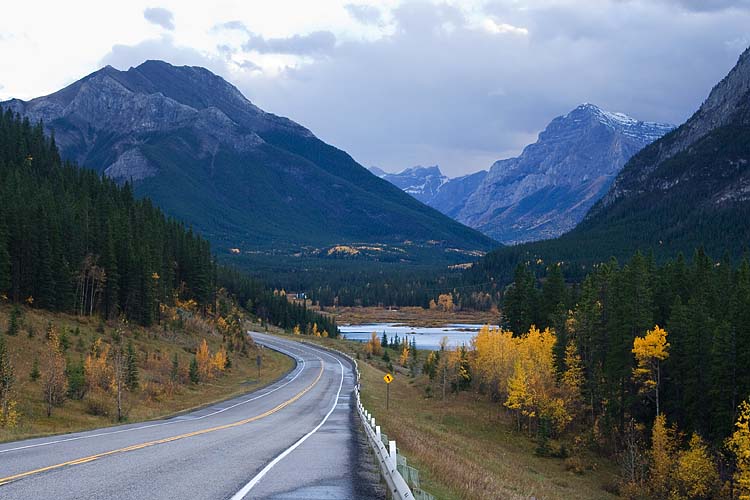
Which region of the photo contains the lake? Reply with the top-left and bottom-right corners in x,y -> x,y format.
339,322 -> 494,350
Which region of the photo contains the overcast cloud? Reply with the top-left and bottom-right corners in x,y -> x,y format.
2,1 -> 749,176
143,7 -> 175,31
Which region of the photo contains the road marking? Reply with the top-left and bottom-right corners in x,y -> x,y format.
0,354 -> 324,487
0,341 -> 305,456
230,356 -> 345,499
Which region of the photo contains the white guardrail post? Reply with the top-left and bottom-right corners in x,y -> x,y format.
298,340 -> 415,500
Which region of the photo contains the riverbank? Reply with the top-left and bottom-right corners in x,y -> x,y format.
329,306 -> 499,327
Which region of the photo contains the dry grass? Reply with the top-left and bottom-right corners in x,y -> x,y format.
0,305 -> 293,443
329,306 -> 499,327
285,333 -> 619,500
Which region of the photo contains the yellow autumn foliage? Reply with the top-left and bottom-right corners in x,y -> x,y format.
672,433 -> 717,499
196,339 -> 211,380
728,400 -> 750,500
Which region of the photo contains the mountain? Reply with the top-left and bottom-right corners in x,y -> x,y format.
376,105 -> 673,245
472,46 -> 750,283
1,61 -> 495,268
429,170 -> 489,219
457,104 -> 674,244
369,165 -> 448,204
370,166 -> 488,219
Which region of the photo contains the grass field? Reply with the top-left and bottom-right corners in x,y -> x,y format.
0,305 -> 293,443
284,333 -> 619,500
329,306 -> 500,327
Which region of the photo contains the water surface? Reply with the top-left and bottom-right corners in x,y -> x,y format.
339,322 -> 494,350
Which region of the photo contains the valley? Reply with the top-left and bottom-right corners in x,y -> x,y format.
1,4 -> 750,499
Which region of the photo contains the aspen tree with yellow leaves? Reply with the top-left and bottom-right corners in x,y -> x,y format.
505,360 -> 531,431
363,332 -> 382,357
41,325 -> 67,417
648,413 -> 676,498
632,325 -> 669,416
728,399 -> 750,500
196,339 -> 211,381
399,344 -> 410,366
671,433 -> 717,499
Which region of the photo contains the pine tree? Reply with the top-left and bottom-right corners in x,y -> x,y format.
6,305 -> 20,336
189,356 -> 199,384
0,219 -> 10,296
30,357 -> 40,381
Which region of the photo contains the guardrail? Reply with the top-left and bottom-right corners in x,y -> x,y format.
296,340 -> 434,500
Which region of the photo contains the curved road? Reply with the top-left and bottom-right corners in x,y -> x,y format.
0,333 -> 378,499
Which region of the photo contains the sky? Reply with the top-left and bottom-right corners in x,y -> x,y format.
1,1 -> 749,177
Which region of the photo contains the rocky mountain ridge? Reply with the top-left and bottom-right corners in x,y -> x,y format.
2,61 -> 495,268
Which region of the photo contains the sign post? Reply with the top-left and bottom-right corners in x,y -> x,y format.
256,354 -> 262,379
383,373 -> 393,410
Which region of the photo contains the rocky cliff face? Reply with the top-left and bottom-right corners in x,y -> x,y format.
457,104 -> 674,244
371,165 -> 448,204
596,46 -> 750,212
2,61 -> 495,266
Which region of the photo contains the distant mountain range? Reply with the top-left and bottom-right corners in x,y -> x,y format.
375,104 -> 674,244
1,61 -> 495,268
472,45 -> 750,281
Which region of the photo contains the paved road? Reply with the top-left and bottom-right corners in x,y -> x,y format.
0,333 -> 380,499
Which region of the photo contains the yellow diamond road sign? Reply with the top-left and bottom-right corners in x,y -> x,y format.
384,373 -> 394,384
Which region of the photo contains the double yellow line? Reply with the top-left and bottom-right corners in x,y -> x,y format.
0,361 -> 324,487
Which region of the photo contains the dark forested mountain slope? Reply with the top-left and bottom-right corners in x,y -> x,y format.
472,46 -> 750,283
0,108 -> 338,333
0,108 -> 214,325
2,61 -> 495,269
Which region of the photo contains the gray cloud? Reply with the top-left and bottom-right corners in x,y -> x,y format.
228,1 -> 750,177
106,2 -> 750,177
658,0 -> 750,12
144,7 -> 175,31
344,4 -> 383,25
242,31 -> 336,55
101,36 -> 229,76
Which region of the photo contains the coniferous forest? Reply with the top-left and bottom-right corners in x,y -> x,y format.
502,250 -> 750,444
0,108 -> 337,334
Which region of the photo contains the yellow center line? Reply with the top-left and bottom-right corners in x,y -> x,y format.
0,359 -> 325,487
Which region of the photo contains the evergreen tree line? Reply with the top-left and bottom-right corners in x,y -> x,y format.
0,109 -> 214,324
217,267 -> 339,336
0,108 -> 337,334
502,249 -> 750,444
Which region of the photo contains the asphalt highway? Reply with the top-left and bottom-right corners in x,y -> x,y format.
0,333 -> 380,499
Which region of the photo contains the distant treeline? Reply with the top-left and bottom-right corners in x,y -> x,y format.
218,267 -> 338,336
0,108 -> 336,333
503,249 -> 750,443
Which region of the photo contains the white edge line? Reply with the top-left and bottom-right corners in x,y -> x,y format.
230,356 -> 345,500
0,338 -> 306,455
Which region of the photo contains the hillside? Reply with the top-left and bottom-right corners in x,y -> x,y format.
0,107 -> 339,336
2,61 -> 495,269
472,47 -> 750,282
0,303 -> 292,442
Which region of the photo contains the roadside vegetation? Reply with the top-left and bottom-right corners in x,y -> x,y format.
281,249 -> 750,500
0,296 -> 293,443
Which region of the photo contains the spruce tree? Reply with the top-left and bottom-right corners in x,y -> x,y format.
189,357 -> 199,384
